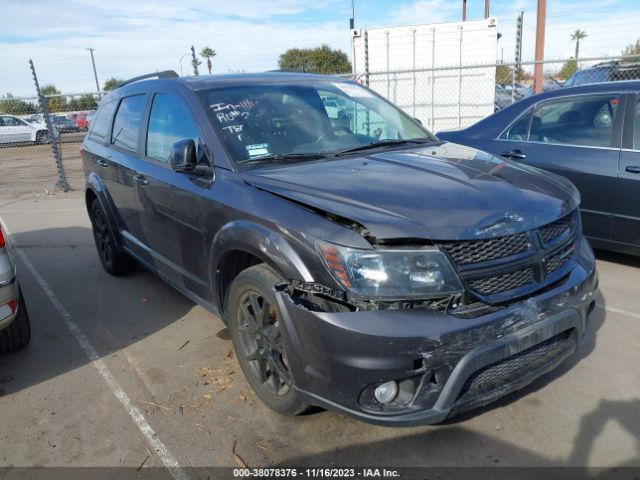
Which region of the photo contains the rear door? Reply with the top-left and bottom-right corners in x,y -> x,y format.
495,93 -> 624,244
613,93 -> 640,252
135,89 -> 210,299
91,94 -> 150,260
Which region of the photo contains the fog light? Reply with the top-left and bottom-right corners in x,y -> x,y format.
374,380 -> 398,404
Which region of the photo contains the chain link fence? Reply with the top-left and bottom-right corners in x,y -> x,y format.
0,87 -> 101,199
359,55 -> 640,133
2,55 -> 640,200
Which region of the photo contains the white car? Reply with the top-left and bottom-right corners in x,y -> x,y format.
0,114 -> 52,145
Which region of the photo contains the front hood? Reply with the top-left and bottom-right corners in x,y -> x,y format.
241,142 -> 580,241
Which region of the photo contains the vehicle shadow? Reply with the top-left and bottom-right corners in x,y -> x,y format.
0,226 -> 201,397
594,249 -> 640,268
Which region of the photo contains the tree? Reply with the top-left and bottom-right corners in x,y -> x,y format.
40,84 -> 66,112
495,64 -> 525,85
0,94 -> 37,115
622,39 -> 640,60
200,47 -> 217,75
495,64 -> 513,85
558,59 -> 578,80
571,29 -> 587,60
278,45 -> 352,74
103,77 -> 125,91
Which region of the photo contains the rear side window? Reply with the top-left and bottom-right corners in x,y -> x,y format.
146,94 -> 200,162
500,109 -> 532,141
89,100 -> 117,143
531,94 -> 620,147
111,94 -> 147,152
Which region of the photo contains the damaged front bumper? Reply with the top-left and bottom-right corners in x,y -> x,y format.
274,237 -> 598,426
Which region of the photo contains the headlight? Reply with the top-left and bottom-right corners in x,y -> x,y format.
317,241 -> 463,299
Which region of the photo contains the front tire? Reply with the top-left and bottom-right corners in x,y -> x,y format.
227,264 -> 309,416
90,199 -> 136,276
36,131 -> 50,144
0,288 -> 31,353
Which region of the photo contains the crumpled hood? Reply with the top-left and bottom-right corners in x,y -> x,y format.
241,142 -> 580,241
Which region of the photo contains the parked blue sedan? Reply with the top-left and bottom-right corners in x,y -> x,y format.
438,81 -> 640,257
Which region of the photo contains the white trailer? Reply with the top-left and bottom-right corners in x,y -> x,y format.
352,18 -> 498,132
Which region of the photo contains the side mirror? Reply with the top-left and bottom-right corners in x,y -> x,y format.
169,139 -> 197,173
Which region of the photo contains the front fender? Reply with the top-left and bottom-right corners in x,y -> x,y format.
86,173 -> 123,248
209,220 -> 315,309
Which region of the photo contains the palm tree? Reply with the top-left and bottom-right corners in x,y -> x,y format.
571,29 -> 587,59
200,47 -> 217,75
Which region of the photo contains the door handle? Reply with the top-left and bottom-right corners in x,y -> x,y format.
96,158 -> 109,168
501,150 -> 527,160
625,166 -> 640,175
133,174 -> 149,186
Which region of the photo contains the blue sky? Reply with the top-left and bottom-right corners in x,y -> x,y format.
1,0 -> 639,96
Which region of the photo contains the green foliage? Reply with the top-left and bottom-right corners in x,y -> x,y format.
0,95 -> 37,115
40,84 -> 66,112
103,77 -> 125,91
622,39 -> 640,59
557,59 -> 578,80
495,64 -> 525,85
68,95 -> 98,111
278,45 -> 352,74
200,47 -> 217,74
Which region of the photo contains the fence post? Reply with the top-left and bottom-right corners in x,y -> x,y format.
29,59 -> 69,192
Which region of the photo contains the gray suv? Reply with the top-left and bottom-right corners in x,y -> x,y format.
82,71 -> 597,426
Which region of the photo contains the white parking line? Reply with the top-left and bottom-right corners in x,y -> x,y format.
6,226 -> 189,480
597,303 -> 640,321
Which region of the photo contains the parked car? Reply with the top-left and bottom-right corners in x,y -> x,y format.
83,71 -> 597,426
69,112 -> 89,130
0,114 -> 51,144
51,114 -> 80,133
564,60 -> 640,87
438,80 -> 640,257
0,219 -> 31,352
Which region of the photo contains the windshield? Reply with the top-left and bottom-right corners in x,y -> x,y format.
198,80 -> 434,166
564,67 -> 611,86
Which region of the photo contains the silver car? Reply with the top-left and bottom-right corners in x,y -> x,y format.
0,219 -> 30,352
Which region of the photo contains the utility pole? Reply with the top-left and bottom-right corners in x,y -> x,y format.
350,0 -> 356,75
462,0 -> 467,21
484,0 -> 490,18
534,0 -> 547,94
86,48 -> 100,91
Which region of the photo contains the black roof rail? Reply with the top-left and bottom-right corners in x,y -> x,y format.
115,70 -> 179,89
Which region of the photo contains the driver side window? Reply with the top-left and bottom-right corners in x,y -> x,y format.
146,94 -> 200,163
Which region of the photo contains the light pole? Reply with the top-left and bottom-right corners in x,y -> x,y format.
350,0 -> 356,75
179,53 -> 190,76
86,48 -> 100,91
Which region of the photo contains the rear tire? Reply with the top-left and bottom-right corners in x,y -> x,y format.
90,199 -> 136,276
0,288 -> 31,353
227,264 -> 310,416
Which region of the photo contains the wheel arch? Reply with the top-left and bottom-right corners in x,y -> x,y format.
210,220 -> 314,322
85,173 -> 123,249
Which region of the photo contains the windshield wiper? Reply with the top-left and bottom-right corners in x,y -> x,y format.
239,152 -> 328,168
334,138 -> 436,156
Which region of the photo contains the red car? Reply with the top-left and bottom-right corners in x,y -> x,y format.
69,112 -> 88,130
